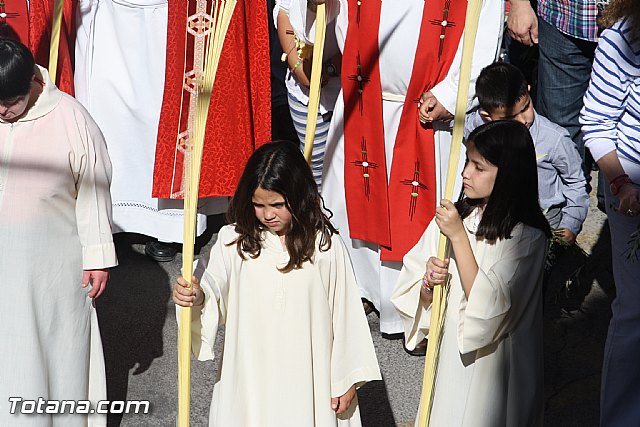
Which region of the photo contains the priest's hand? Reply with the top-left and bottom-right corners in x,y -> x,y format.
435,199 -> 465,242
507,0 -> 538,46
425,256 -> 450,287
418,91 -> 453,124
82,269 -> 109,299
332,385 -> 356,414
173,276 -> 204,307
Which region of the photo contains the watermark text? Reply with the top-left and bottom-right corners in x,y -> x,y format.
8,397 -> 150,415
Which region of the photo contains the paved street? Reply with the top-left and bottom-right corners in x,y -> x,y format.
98,175 -> 613,427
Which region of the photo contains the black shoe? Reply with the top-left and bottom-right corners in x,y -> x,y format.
404,338 -> 428,357
381,332 -> 404,341
145,241 -> 178,262
362,298 -> 378,316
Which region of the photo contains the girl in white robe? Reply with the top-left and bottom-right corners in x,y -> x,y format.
173,141 -> 381,426
392,121 -> 550,426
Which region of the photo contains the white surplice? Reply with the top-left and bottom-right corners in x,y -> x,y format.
288,0 -> 503,333
392,213 -> 546,427
0,67 -> 117,427
74,0 -> 226,243
182,225 -> 381,426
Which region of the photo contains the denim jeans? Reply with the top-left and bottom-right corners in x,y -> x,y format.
537,17 -> 598,195
601,161 -> 640,426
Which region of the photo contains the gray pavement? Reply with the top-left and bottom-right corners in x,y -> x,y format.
99,175 -> 612,427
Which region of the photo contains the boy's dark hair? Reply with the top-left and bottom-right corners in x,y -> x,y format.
227,140 -> 337,273
475,62 -> 529,113
0,38 -> 35,101
457,120 -> 551,241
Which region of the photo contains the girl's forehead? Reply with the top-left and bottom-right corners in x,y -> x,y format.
253,187 -> 285,201
467,143 -> 494,166
466,143 -> 482,159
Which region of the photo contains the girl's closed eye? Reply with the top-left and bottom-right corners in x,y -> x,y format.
461,143 -> 497,204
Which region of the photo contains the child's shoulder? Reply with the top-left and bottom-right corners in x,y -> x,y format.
508,223 -> 547,248
217,224 -> 242,246
313,231 -> 344,259
533,111 -> 572,141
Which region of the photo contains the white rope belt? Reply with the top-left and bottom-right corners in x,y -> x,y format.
382,92 -> 406,103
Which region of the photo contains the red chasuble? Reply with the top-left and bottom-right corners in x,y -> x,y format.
342,0 -> 466,261
0,0 -> 75,94
153,0 -> 271,199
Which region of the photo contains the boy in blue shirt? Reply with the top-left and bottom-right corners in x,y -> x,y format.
465,62 -> 589,243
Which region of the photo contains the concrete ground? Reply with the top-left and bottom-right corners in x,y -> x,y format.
99,173 -> 612,427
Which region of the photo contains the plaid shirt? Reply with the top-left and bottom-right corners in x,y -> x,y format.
538,0 -> 608,42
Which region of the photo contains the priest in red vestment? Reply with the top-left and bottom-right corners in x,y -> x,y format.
287,0 -> 503,338
74,0 -> 270,262
0,0 -> 75,94
153,0 -> 272,199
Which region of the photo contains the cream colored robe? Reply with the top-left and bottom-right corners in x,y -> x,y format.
0,66 -> 117,426
392,213 -> 546,427
184,225 -> 381,426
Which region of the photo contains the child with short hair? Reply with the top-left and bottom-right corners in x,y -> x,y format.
173,141 -> 381,426
393,121 -> 551,426
0,38 -> 116,426
466,61 -> 589,244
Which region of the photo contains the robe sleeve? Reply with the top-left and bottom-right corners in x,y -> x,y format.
274,0 -> 292,24
457,226 -> 546,354
391,219 -> 438,351
429,0 -> 503,114
287,0 -> 339,45
72,103 -> 118,270
183,226 -> 234,361
328,234 -> 381,398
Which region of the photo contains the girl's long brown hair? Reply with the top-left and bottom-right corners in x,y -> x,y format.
226,141 -> 337,273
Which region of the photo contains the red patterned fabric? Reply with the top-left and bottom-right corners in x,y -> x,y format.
341,0 -> 466,261
0,0 -> 75,95
153,0 -> 271,199
0,0 -> 29,45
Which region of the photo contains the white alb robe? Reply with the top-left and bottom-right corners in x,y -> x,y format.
0,67 -> 117,426
182,225 -> 381,426
289,0 -> 503,333
392,213 -> 546,427
74,0 -> 225,243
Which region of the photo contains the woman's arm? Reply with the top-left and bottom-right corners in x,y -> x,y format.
580,26 -> 640,216
596,151 -> 640,215
277,9 -> 312,87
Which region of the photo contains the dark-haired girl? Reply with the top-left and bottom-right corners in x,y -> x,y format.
392,121 -> 550,426
173,140 -> 380,426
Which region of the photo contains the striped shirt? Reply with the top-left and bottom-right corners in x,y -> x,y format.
581,17 -> 640,166
537,0 -> 605,42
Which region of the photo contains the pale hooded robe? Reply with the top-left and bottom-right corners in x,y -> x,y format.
182,224 -> 381,426
0,66 -> 116,426
392,213 -> 546,426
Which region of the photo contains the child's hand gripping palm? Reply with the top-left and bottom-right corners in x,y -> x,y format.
173,276 -> 204,307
